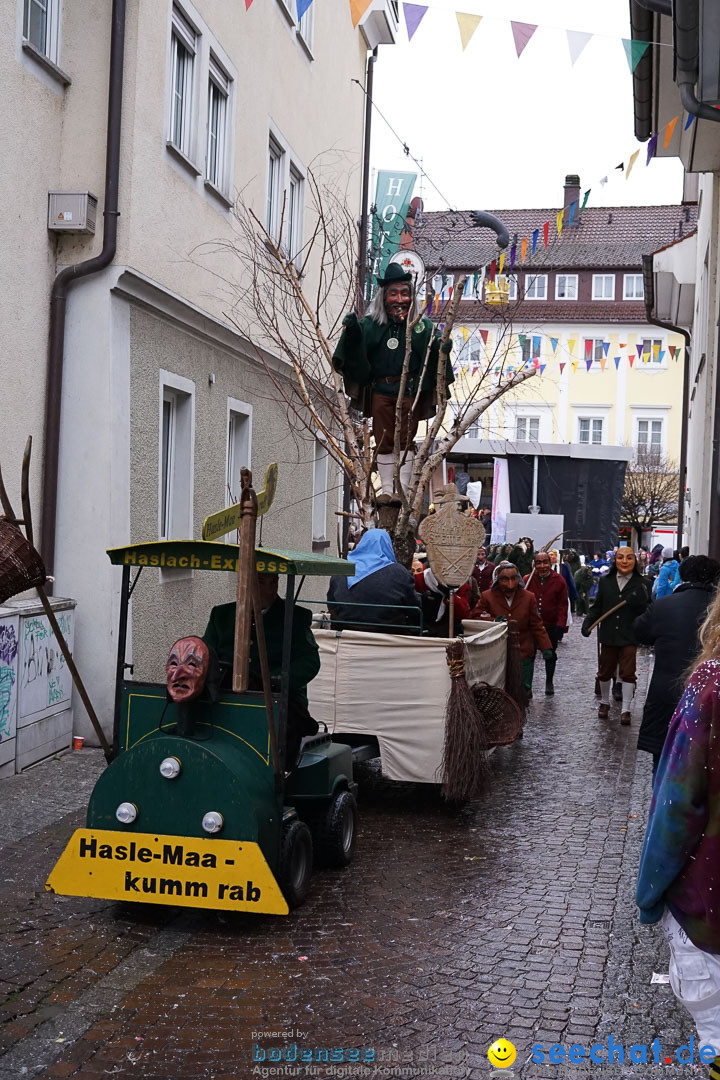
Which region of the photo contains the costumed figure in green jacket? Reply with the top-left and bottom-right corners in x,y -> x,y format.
333,263 -> 454,496
203,573 -> 320,766
573,563 -> 594,616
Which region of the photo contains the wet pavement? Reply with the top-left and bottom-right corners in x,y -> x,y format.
0,634 -> 697,1079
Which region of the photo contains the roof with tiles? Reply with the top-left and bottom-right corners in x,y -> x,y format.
414,202 -> 698,272
452,299 -> 649,325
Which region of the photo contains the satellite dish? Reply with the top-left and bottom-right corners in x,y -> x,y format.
389,249 -> 425,290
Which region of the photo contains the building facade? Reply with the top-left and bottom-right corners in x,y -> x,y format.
1,0 -> 391,746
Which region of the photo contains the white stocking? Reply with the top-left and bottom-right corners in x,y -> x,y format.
599,680 -> 611,705
621,681 -> 635,712
399,451 -> 415,492
377,454 -> 395,495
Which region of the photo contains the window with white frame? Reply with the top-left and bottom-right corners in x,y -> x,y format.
592,274 -> 615,300
463,274 -> 482,299
206,54 -> 230,192
555,274 -> 578,300
520,337 -> 532,365
267,137 -> 283,239
636,417 -> 664,454
23,0 -> 60,62
641,337 -> 665,364
524,273 -> 547,300
453,403 -> 480,438
159,373 -> 195,544
624,274 -> 644,300
516,416 -> 540,441
287,165 -> 303,260
267,131 -> 304,257
578,417 -> 604,445
312,439 -> 329,542
169,7 -> 197,157
583,337 -> 605,365
226,400 -> 252,505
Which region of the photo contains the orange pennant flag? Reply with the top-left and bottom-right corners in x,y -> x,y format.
664,115 -> 679,149
600,356 -> 607,371
521,237 -> 528,264
556,209 -> 564,238
350,0 -> 372,27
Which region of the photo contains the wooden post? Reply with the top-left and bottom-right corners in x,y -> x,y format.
233,469 -> 258,693
448,590 -> 455,638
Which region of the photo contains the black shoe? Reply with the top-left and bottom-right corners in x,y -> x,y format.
545,682 -> 555,696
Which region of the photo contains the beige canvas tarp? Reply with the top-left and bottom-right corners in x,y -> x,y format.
308,623 -> 507,784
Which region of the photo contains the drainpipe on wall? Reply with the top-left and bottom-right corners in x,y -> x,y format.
40,0 -> 126,583
641,255 -> 691,549
356,47 -> 377,315
675,0 -> 720,123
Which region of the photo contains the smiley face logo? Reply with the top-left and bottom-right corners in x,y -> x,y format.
487,1038 -> 517,1069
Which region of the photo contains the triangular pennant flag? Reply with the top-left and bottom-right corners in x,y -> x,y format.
559,362 -> 566,374
582,189 -> 591,209
518,334 -> 527,346
521,237 -> 528,264
585,339 -> 593,357
585,358 -> 593,372
599,176 -> 608,187
664,115 -> 679,149
245,0 -> 255,7
626,149 -> 640,178
456,12 -> 482,50
403,3 -> 428,40
532,229 -> 539,255
350,0 -> 372,27
619,342 -> 627,350
556,209 -> 564,238
572,361 -> 579,372
550,337 -> 559,354
489,258 -> 496,282
614,357 -> 620,369
511,21 -> 537,58
461,366 -> 468,377
676,346 -> 684,361
600,356 -> 607,371
653,342 -> 660,358
297,0 -> 314,15
669,344 -> 677,359
616,162 -> 625,172
461,326 -> 469,342
603,341 -> 610,356
566,29 -> 592,66
540,364 -> 547,374
629,354 -> 635,367
433,294 -> 440,313
646,132 -> 658,165
568,200 -> 577,226
498,252 -> 505,274
568,338 -> 577,355
533,357 -> 540,370
532,335 -> 542,356
510,244 -> 517,269
622,38 -> 649,73
479,328 -> 489,344
543,221 -> 549,248
685,114 -> 695,131
637,340 -> 645,356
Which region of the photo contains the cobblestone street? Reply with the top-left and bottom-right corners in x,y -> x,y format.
0,633 -> 697,1079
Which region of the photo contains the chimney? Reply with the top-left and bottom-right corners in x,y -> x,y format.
563,174 -> 581,226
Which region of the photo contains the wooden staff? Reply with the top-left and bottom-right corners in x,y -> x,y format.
585,599 -> 626,634
448,590 -> 455,638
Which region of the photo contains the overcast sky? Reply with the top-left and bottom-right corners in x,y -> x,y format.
370,0 -> 684,212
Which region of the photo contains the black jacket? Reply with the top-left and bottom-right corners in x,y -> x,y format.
583,565 -> 650,646
327,563 -> 421,634
633,582 -> 715,757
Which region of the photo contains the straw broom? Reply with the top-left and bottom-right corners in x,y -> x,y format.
440,639 -> 489,802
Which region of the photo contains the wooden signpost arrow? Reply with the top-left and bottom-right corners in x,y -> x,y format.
201,462 -> 278,541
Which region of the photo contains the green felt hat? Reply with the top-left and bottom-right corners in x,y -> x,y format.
378,263 -> 412,287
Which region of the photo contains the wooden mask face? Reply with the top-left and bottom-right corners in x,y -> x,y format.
166,636 -> 209,703
615,546 -> 636,574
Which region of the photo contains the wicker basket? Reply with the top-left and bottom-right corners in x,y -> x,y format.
472,681 -> 524,747
0,517 -> 46,604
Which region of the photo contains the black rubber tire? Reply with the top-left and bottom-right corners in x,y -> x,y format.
313,790 -> 358,869
278,819 -> 313,909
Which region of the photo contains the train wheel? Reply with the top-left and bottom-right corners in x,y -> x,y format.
279,819 -> 313,908
313,790 -> 358,868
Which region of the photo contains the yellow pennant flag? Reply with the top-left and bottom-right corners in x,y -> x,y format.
572,361 -> 579,372
556,209 -> 564,238
499,251 -> 505,273
626,149 -> 640,179
350,0 -> 372,26
567,337 -> 577,356
456,12 -> 482,50
664,115 -> 679,149
653,342 -> 660,358
521,237 -> 528,264
461,326 -> 469,342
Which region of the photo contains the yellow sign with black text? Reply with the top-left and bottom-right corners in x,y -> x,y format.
46,830 -> 289,915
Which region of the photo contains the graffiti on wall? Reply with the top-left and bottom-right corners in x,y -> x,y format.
0,620 -> 19,741
19,611 -> 73,719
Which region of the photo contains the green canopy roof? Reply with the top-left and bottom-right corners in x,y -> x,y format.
106,540 -> 354,577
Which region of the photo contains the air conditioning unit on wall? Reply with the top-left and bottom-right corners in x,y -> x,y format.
358,0 -> 400,48
48,191 -> 98,234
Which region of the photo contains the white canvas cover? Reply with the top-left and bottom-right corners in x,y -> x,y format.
309,623 -> 507,784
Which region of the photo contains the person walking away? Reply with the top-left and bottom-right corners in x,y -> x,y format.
634,555 -> 720,774
524,551 -> 568,696
636,586 -> 720,1076
581,546 -> 649,725
574,563 -> 593,617
327,529 -> 421,634
471,561 -> 552,700
655,547 -> 681,598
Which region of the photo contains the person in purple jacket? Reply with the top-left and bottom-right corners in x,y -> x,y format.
636,586 -> 720,1075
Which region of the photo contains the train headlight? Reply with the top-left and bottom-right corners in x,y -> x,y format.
202,811 -> 224,834
159,756 -> 182,779
115,802 -> 138,824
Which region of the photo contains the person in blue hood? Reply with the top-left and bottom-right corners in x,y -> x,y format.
327,529 -> 421,634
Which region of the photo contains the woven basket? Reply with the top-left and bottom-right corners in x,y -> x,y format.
0,517 -> 46,604
472,681 -> 524,747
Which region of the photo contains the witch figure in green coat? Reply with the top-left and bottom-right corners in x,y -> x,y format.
333,263 -> 454,497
